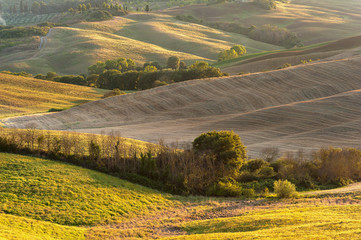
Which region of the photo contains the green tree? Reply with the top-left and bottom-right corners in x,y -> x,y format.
193,131 -> 247,178
231,45 -> 247,56
88,61 -> 106,75
145,4 -> 150,12
167,56 -> 180,70
31,2 -> 41,14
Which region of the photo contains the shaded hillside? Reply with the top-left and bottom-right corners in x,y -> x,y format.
0,73 -> 105,118
3,55 -> 361,155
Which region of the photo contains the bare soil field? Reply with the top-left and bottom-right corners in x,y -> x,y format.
2,54 -> 361,156
222,35 -> 361,74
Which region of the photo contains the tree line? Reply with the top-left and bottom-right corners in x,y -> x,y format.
35,56 -> 226,91
1,127 -> 360,197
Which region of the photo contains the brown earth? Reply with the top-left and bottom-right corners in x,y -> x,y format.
2,54 -> 361,156
222,35 -> 361,75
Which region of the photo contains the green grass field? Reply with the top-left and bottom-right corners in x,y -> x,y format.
1,152 -> 360,239
0,73 -> 106,118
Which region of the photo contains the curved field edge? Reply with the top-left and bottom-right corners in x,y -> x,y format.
0,73 -> 106,119
0,152 -> 179,226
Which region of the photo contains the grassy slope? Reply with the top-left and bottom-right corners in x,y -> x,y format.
1,152 -> 361,239
0,13 -> 281,75
169,205 -> 361,239
0,73 -> 105,118
0,152 -> 177,224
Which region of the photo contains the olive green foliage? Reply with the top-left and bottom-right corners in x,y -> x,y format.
102,88 -> 125,98
193,131 -> 247,179
218,45 -> 247,62
94,58 -> 225,90
167,56 -> 181,70
274,179 -> 297,198
86,10 -> 113,22
249,24 -> 302,48
0,25 -> 49,38
254,0 -> 277,10
207,177 -> 242,197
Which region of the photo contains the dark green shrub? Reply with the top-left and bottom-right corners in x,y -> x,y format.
193,131 -> 247,178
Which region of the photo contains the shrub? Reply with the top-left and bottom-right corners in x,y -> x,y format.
86,10 -> 113,22
207,177 -> 242,197
274,180 -> 297,198
102,88 -> 125,98
242,188 -> 255,198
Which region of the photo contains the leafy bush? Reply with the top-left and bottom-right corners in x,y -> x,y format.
207,177 -> 242,197
102,88 -> 125,99
274,180 -> 297,198
218,45 -> 246,61
242,188 -> 255,198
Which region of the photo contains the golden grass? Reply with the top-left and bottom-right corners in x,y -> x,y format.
0,73 -> 105,118
166,205 -> 361,239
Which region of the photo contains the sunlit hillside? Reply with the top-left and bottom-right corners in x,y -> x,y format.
0,73 -> 105,118
0,13 -> 281,75
163,0 -> 361,45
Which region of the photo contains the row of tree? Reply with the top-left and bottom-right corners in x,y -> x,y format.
1,127 -> 360,196
35,56 -> 226,90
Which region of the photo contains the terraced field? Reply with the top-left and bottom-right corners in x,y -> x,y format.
0,73 -> 105,118
3,54 -> 361,156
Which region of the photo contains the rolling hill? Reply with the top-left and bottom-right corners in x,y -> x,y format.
219,35 -> 361,75
3,53 -> 361,156
0,13 -> 281,75
0,72 -> 105,118
1,153 -> 361,239
163,0 -> 361,45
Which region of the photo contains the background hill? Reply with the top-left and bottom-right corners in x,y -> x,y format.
0,73 -> 105,118
0,13 -> 281,75
3,54 -> 361,156
163,0 -> 361,45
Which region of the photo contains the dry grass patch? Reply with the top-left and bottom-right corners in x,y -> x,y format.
0,73 -> 104,118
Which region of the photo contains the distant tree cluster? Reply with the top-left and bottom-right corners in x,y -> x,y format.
87,56 -> 225,90
218,45 -> 247,61
249,24 -> 302,48
0,25 -> 50,38
253,0 -> 277,10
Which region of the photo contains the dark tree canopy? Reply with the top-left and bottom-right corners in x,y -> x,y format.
193,131 -> 247,178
